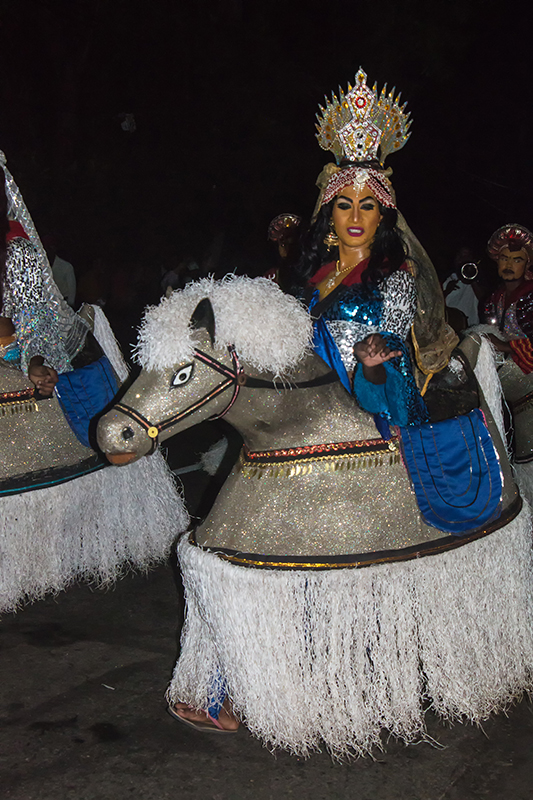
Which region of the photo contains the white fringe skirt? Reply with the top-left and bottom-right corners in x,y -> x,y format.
168,505 -> 533,758
0,450 -> 188,614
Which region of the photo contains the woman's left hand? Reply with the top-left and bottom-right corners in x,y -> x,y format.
28,357 -> 59,397
354,334 -> 401,367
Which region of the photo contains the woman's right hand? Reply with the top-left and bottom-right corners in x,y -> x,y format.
354,334 -> 401,386
354,334 -> 401,367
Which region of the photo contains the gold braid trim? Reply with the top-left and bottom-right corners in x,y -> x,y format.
0,388 -> 38,417
240,442 -> 400,479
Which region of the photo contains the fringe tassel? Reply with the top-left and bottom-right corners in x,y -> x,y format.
169,504 -> 533,758
0,399 -> 38,417
242,451 -> 401,479
1,449 -> 188,614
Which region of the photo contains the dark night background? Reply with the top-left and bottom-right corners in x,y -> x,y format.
0,0 -> 531,333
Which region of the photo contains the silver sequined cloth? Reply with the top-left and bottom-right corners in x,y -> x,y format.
2,238 -> 88,374
325,271 -> 417,373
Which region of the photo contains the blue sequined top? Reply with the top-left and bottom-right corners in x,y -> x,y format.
310,269 -> 428,427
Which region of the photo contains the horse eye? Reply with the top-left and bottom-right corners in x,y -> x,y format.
171,363 -> 194,387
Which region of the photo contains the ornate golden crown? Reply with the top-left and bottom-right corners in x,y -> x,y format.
315,68 -> 412,165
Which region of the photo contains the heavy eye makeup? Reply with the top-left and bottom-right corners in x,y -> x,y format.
334,197 -> 377,212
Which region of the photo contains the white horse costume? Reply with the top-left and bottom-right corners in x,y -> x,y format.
0,153 -> 188,614
0,304 -> 188,614
466,323 -> 533,506
98,277 -> 533,758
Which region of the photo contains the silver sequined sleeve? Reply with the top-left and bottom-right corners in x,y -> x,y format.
2,238 -> 88,374
325,320 -> 378,372
381,270 -> 417,339
324,270 -> 417,373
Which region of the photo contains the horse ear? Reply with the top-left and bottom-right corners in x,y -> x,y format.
190,298 -> 216,346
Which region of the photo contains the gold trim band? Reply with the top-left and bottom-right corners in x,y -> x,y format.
240,447 -> 401,478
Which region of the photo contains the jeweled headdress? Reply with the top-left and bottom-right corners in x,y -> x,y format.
313,68 -> 412,215
487,224 -> 533,262
316,67 -> 411,165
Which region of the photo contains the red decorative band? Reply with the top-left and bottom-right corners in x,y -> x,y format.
0,388 -> 35,404
322,167 -> 396,208
243,437 -> 398,464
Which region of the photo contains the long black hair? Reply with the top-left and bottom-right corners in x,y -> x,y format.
295,196 -> 406,288
0,168 -> 9,313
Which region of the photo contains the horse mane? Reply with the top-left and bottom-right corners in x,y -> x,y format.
135,275 -> 313,376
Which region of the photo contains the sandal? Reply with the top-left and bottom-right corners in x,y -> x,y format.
167,704 -> 238,734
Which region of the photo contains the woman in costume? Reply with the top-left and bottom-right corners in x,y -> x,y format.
0,151 -> 187,613
297,69 -> 455,430
0,164 -> 119,412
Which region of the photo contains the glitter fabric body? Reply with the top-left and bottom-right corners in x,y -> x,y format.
0,361 -> 93,481
99,326 -> 518,563
2,238 -> 88,374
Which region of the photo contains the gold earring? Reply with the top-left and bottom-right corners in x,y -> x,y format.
323,220 -> 338,249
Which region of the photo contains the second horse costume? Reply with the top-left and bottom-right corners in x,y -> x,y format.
0,152 -> 188,613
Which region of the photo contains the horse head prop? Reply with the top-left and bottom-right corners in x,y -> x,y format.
97,276 -> 326,464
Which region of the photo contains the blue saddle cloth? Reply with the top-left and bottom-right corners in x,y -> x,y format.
398,408 -> 503,535
55,355 -> 119,448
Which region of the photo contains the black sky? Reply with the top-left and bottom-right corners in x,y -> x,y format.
0,0 -> 531,277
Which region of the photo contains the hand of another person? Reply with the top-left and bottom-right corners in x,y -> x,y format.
28,357 -> 59,397
487,334 -> 512,354
354,334 -> 401,367
443,279 -> 459,297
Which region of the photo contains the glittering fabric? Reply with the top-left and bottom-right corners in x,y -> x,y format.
196,439 -> 434,556
484,292 -> 524,339
313,271 -> 428,425
517,291 -> 533,340
2,238 -> 88,374
0,362 -> 92,480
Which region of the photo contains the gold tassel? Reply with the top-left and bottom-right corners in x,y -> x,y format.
0,400 -> 39,417
420,371 -> 434,396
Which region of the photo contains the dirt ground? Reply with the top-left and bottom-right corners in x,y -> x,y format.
2,457 -> 533,800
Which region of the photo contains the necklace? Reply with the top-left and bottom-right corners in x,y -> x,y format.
326,260 -> 354,289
